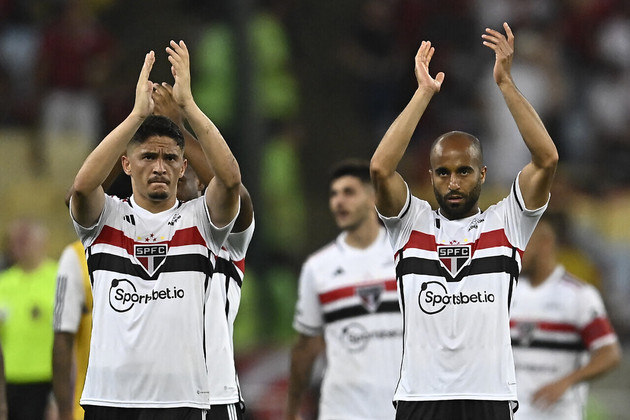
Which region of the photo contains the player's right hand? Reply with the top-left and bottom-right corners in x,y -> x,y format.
414,41 -> 445,94
132,51 -> 156,119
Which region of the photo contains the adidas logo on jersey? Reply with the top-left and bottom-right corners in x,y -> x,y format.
109,278 -> 185,312
418,281 -> 495,315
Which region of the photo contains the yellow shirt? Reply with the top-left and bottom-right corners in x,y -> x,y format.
0,259 -> 58,382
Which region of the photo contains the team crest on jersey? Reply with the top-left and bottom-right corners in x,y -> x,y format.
517,321 -> 537,346
356,284 -> 383,313
134,244 -> 168,276
437,244 -> 472,277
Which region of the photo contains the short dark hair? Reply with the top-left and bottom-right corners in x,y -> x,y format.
329,159 -> 371,186
129,115 -> 185,150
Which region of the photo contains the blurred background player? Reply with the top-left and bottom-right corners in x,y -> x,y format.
510,215 -> 621,420
153,83 -> 255,420
0,219 -> 57,420
52,240 -> 92,420
286,160 -> 401,420
369,23 -> 558,419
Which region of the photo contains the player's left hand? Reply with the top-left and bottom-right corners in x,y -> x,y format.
166,40 -> 194,109
482,22 -> 514,86
531,377 -> 571,409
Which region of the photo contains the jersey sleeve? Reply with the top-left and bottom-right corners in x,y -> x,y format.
225,216 -> 255,261
70,194 -> 117,247
293,259 -> 323,336
377,182 -> 433,252
53,245 -> 86,333
194,191 -> 240,254
576,284 -> 618,350
499,172 -> 549,251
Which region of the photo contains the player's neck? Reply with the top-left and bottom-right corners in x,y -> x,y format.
529,260 -> 556,287
344,217 -> 380,249
133,194 -> 178,214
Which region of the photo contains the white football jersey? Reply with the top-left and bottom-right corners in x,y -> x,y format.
293,227 -> 402,420
205,219 -> 255,405
72,193 -> 236,409
511,266 -> 618,420
54,243 -> 87,334
378,175 -> 546,402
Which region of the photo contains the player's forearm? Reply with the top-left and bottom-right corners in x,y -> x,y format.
73,113 -> 145,194
498,80 -> 558,170
180,125 -> 215,187
371,87 -> 435,179
181,102 -> 241,191
563,343 -> 622,387
52,333 -> 76,419
285,339 -> 320,418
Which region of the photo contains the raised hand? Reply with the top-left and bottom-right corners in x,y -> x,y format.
132,51 -> 156,119
166,40 -> 194,109
152,83 -> 183,125
482,22 -> 514,86
414,41 -> 445,93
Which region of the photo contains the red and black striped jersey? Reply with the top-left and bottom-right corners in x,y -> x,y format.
206,219 -> 254,405
378,174 -> 546,403
293,227 -> 402,420
71,193 -> 236,409
511,265 -> 617,420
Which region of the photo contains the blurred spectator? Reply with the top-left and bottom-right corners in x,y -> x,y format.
338,0 -> 405,138
37,0 -> 114,171
195,2 -> 298,135
0,219 -> 57,420
0,0 -> 42,125
478,25 -> 566,186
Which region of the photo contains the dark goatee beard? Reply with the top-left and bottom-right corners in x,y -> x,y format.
148,191 -> 169,201
434,181 -> 482,220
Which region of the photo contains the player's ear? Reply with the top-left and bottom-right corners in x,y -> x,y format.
480,166 -> 487,184
180,159 -> 188,178
121,155 -> 132,175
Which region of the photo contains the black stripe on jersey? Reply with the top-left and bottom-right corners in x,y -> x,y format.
215,257 -> 243,317
507,247 -> 518,312
397,255 -> 519,283
87,246 -> 95,287
511,338 -> 586,352
87,252 -> 213,281
323,300 -> 400,324
512,181 -> 524,212
399,195 -> 412,219
215,258 -> 242,288
395,249 -> 406,398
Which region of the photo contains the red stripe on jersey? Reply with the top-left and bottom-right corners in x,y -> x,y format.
93,225 -> 206,254
233,258 -> 245,273
581,317 -> 615,348
475,229 -> 521,255
169,226 -> 207,247
396,231 -> 436,258
396,228 -> 522,259
510,320 -> 578,333
94,226 -> 136,254
319,279 -> 397,304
